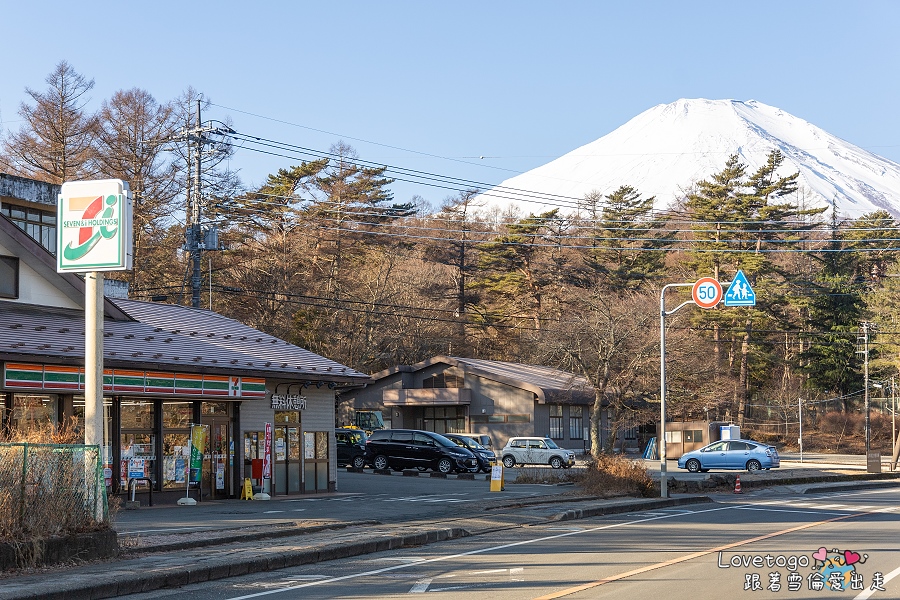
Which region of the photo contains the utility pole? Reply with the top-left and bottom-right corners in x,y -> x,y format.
859,322 -> 875,454
173,99 -> 234,308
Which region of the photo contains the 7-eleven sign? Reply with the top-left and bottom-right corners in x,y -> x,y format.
57,179 -> 132,272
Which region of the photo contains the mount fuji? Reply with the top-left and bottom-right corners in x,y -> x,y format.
479,99 -> 900,219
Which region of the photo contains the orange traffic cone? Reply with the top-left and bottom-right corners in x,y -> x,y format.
733,475 -> 743,494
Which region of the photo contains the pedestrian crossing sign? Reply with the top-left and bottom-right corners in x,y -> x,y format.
724,270 -> 756,306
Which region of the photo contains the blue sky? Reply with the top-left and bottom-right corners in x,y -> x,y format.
1,1 -> 898,209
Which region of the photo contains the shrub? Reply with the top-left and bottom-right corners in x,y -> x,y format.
577,453 -> 656,498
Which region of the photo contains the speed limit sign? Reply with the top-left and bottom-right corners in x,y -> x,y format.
692,277 -> 723,309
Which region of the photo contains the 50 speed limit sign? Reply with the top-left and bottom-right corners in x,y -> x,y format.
692,277 -> 723,309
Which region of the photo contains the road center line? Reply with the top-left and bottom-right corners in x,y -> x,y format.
531,511 -> 862,600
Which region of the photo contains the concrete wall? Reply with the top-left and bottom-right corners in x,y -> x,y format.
0,173 -> 60,207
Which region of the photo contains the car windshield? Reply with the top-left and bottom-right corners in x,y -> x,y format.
458,436 -> 484,449
544,438 -> 560,449
434,435 -> 456,448
345,431 -> 365,444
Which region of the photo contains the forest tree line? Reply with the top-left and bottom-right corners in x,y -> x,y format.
4,62 -> 900,454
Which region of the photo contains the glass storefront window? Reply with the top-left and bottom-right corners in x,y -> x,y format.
274,410 -> 299,423
202,402 -> 228,416
289,428 -> 300,461
163,402 -> 193,428
162,433 -> 190,488
121,400 -> 154,429
11,394 -> 58,432
121,432 -> 156,487
274,427 -> 287,461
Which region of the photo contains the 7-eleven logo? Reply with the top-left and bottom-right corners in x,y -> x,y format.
61,194 -> 119,261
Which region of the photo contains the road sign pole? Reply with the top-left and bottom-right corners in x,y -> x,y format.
659,278 -> 730,498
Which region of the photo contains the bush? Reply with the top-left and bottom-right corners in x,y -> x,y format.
577,453 -> 656,498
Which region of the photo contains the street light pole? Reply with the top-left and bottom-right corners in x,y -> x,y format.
798,397 -> 803,464
659,282 -> 694,499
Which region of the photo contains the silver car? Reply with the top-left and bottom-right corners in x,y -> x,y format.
501,437 -> 575,469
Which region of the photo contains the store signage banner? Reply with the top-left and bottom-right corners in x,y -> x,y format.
189,424 -> 208,483
262,423 -> 273,480
270,394 -> 306,410
57,179 -> 133,272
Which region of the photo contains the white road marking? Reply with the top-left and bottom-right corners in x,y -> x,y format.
408,578 -> 433,593
734,506 -> 850,516
854,562 -> 900,599
227,504 -> 736,599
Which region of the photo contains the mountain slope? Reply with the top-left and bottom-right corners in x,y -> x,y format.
480,99 -> 900,219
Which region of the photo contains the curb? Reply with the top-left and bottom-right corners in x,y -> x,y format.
4,527 -> 469,600
802,479 -> 900,495
121,520 -> 381,554
550,495 -> 713,521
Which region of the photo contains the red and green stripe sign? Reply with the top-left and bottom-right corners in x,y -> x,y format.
3,363 -> 267,398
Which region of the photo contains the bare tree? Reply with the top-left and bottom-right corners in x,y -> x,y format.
2,61 -> 98,183
95,88 -> 180,289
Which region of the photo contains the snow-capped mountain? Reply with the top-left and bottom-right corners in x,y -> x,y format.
479,99 -> 900,219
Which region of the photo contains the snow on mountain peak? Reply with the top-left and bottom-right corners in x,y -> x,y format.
479,98 -> 900,220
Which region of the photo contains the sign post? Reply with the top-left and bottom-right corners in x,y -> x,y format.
659,273 -> 754,498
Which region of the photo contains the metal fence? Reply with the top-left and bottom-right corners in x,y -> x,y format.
0,443 -> 108,541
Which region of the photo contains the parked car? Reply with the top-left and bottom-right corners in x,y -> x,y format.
501,437 -> 575,469
677,439 -> 780,473
335,427 -> 367,469
444,433 -> 496,473
364,429 -> 478,474
456,432 -> 494,450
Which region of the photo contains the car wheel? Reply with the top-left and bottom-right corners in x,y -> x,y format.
437,458 -> 454,474
686,458 -> 701,473
373,455 -> 389,470
502,455 -> 516,469
550,457 -> 563,469
352,455 -> 365,469
746,459 -> 762,472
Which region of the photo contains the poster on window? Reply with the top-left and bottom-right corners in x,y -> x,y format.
304,432 -> 315,459
128,458 -> 145,478
216,459 -> 225,490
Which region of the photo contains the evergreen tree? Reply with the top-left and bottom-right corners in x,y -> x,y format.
585,185 -> 672,291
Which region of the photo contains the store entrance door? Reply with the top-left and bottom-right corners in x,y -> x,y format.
274,424 -> 301,494
202,418 -> 232,499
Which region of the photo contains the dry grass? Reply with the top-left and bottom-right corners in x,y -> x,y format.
576,453 -> 657,498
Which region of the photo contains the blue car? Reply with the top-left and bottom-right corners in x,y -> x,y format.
677,439 -> 780,473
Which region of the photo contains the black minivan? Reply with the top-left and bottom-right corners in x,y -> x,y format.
365,429 -> 478,474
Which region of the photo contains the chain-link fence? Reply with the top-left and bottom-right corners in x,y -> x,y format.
0,443 -> 109,541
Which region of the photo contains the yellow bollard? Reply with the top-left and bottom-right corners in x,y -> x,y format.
489,462 -> 505,492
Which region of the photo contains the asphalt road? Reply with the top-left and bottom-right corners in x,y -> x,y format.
120,486 -> 900,599
113,470 -> 571,535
